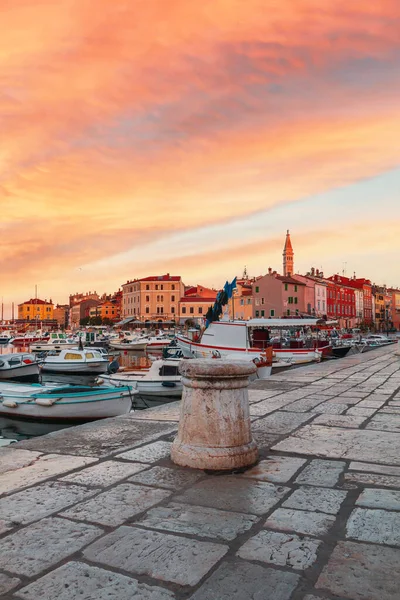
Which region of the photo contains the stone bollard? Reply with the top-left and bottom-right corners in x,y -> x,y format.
171,359 -> 258,470
395,338 -> 400,356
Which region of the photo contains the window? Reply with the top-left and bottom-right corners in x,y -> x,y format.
160,285 -> 163,290
171,295 -> 175,302
270,309 -> 275,317
146,295 -> 150,302
161,295 -> 164,302
247,299 -> 251,304
172,285 -> 175,290
65,353 -> 83,360
171,306 -> 175,314
261,310 -> 265,317
255,286 -> 259,293
182,307 -> 186,314
294,297 -> 298,304
160,306 -> 163,314
287,309 -> 290,315
240,299 -> 244,305
284,284 -> 288,291
85,353 -> 94,359
155,285 -> 158,290
146,285 -> 149,290
145,307 -> 149,314
198,307 -> 203,314
294,285 -> 297,292
295,309 -> 299,315
288,297 -> 293,304
261,298 -> 265,305
318,300 -> 320,310
190,307 -> 194,314
255,299 -> 260,305
157,295 -> 160,302
255,310 -> 259,317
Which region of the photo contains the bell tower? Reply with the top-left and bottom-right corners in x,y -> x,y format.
283,230 -> 294,276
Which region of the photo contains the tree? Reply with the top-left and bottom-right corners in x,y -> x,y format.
89,316 -> 102,326
102,317 -> 111,326
80,317 -> 90,326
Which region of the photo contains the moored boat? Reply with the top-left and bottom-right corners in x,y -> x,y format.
0,353 -> 40,381
40,348 -> 109,374
31,333 -> 77,352
0,382 -> 135,421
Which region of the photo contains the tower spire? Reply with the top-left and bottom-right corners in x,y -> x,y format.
283,230 -> 294,276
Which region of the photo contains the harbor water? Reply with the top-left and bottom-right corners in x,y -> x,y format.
0,344 -> 160,445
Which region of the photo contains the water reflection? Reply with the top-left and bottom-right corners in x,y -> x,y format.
0,343 -> 156,444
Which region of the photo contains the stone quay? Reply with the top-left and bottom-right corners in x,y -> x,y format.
0,344 -> 399,599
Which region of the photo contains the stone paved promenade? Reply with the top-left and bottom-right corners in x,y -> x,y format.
1,345 -> 400,599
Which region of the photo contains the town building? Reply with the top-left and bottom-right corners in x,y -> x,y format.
325,275 -> 356,328
70,299 -> 101,329
122,275 -> 185,322
252,268 -> 306,318
228,274 -> 254,320
293,268 -> 328,318
69,291 -> 100,308
18,298 -> 54,322
178,285 -> 217,324
53,304 -> 69,328
283,230 -> 294,277
388,288 -> 400,330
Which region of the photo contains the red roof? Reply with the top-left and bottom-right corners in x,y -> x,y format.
276,275 -> 305,285
139,275 -> 181,282
180,297 -> 216,303
18,298 -> 50,306
283,230 -> 293,252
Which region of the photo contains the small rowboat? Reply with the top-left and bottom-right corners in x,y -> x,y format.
0,382 -> 136,421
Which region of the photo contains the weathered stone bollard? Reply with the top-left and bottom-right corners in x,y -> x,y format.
171,359 -> 258,470
395,338 -> 400,356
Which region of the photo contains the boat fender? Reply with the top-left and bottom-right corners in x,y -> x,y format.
2,399 -> 18,408
35,397 -> 61,407
95,378 -> 104,385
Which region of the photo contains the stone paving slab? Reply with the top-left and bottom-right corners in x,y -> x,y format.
265,508 -> 336,536
175,476 -> 290,515
344,471 -> 400,488
0,481 -> 96,525
282,486 -> 347,514
0,448 -> 42,475
316,540 -> 399,600
15,417 -> 177,457
295,459 -> 345,487
346,507 -> 400,546
83,525 -> 228,586
0,517 -> 103,577
349,461 -> 400,476
117,441 -> 172,463
252,411 -> 314,433
366,413 -> 400,432
0,573 -> 20,596
61,483 -> 172,526
128,465 -> 202,489
237,530 -> 321,570
311,414 -> 367,428
15,561 -> 175,600
240,456 -> 306,483
273,424 -> 400,465
188,560 -> 300,600
356,488 -> 400,510
0,453 -> 97,496
61,459 -> 149,487
138,502 -> 259,540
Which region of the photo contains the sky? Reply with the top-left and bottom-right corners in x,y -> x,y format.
1,1 -> 399,316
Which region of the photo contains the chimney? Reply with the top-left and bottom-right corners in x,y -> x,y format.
316,269 -> 319,276
311,267 -> 315,276
268,267 -> 272,275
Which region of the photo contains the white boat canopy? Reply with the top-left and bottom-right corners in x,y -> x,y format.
246,318 -> 321,328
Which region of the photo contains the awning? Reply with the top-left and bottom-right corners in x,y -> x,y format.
114,317 -> 138,326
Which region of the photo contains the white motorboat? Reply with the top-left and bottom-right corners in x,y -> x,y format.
364,334 -> 395,347
145,335 -> 172,352
97,359 -> 183,398
177,319 -> 323,366
0,331 -> 15,344
0,382 -> 135,421
0,353 -> 40,381
40,348 -> 109,374
110,335 -> 150,351
31,333 -> 77,352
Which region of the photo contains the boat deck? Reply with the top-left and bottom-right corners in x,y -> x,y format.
0,344 -> 399,599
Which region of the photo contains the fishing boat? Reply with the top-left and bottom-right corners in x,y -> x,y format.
109,335 -> 149,351
145,335 -> 172,351
177,319 -> 323,366
11,331 -> 49,345
31,333 -> 77,352
0,331 -> 15,344
40,348 -> 109,374
97,359 -> 183,398
0,353 -> 40,381
0,382 -> 135,421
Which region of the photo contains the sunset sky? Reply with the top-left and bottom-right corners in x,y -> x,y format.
1,1 -> 399,316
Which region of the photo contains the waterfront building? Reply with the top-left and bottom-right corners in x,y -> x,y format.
388,288 -> 400,330
70,299 -> 101,328
328,275 -> 373,326
283,230 -> 294,276
53,304 -> 69,328
293,268 -> 328,318
228,276 -> 254,320
69,291 -> 100,308
18,298 -> 54,322
122,274 -> 185,322
178,285 -> 217,324
252,268 -> 306,318
325,276 -> 356,329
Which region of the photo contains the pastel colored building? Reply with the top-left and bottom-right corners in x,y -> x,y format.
293,268 -> 328,318
178,285 -> 217,324
252,269 -> 306,318
70,299 -> 101,328
18,298 -> 54,322
53,304 -> 69,328
122,274 -> 185,322
388,288 -> 400,330
228,276 -> 254,320
325,276 -> 356,328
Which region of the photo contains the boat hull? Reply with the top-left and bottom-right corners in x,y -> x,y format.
177,336 -> 321,366
99,374 -> 183,397
0,363 -> 40,381
110,342 -> 147,351
0,390 -> 133,421
40,362 -> 108,374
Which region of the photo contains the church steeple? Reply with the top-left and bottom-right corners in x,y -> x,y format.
283,230 -> 294,276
